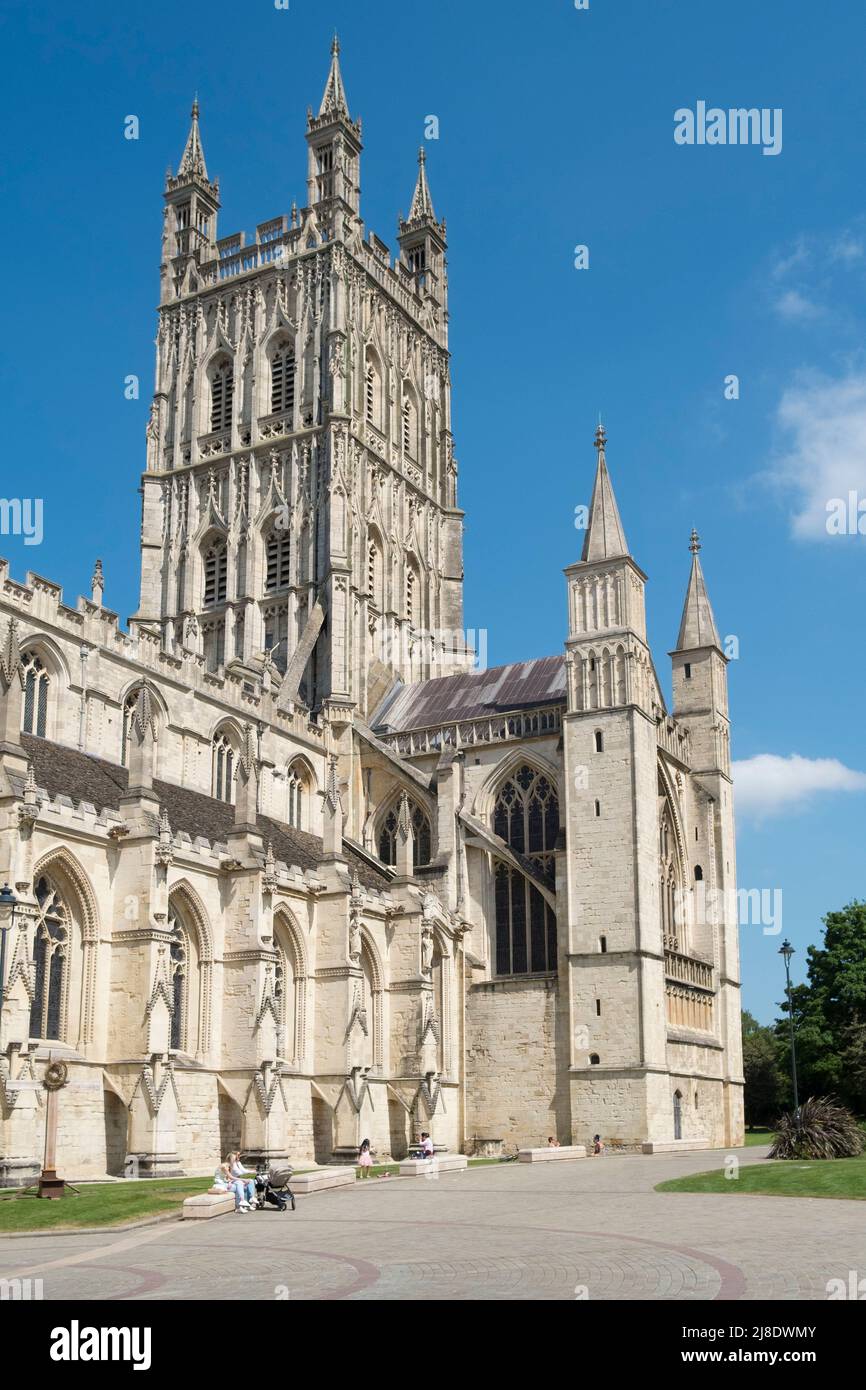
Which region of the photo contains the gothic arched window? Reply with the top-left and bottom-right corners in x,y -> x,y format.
202,537 -> 227,606
166,900 -> 205,1056
271,345 -> 296,415
493,765 -> 559,976
212,730 -> 235,803
265,528 -> 291,592
120,689 -> 148,766
21,651 -> 49,738
367,536 -> 383,609
364,353 -> 382,429
210,359 -> 234,432
169,919 -> 188,1051
286,759 -> 310,829
378,798 -> 432,868
406,566 -> 417,625
29,876 -> 70,1041
402,396 -> 417,457
273,915 -> 300,1063
659,800 -> 682,952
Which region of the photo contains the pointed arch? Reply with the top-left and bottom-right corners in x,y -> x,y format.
166,877 -> 214,962
267,332 -> 296,417
375,789 -> 434,868
366,523 -> 384,611
658,762 -> 689,953
273,904 -> 308,1066
33,846 -> 99,943
472,747 -> 560,825
401,381 -> 419,458
284,754 -> 316,830
30,847 -> 100,1046
211,720 -> 241,803
167,878 -> 214,1059
208,352 -> 234,432
364,345 -> 384,430
489,761 -> 559,976
200,527 -> 228,607
18,635 -> 70,742
119,679 -> 169,765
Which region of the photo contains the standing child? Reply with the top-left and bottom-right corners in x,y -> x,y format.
358,1137 -> 374,1178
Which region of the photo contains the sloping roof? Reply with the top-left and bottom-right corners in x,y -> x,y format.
370,655 -> 566,733
19,734 -> 389,889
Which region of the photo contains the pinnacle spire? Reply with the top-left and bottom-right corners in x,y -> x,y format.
407,146 -> 436,222
318,33 -> 349,118
581,424 -> 630,562
675,530 -> 721,650
177,95 -> 208,180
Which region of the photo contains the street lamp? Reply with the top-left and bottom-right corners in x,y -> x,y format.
779,938 -> 799,1113
0,882 -> 18,1022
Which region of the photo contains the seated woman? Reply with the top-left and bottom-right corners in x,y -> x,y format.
212,1161 -> 250,1212
228,1151 -> 257,1207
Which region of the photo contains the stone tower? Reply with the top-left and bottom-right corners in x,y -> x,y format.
132,40 -> 469,715
562,425 -> 668,1142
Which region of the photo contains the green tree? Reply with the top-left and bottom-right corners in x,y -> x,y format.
741,1010 -> 784,1127
775,901 -> 866,1115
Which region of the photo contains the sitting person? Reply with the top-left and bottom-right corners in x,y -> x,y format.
547,1136 -> 561,1148
228,1151 -> 257,1206
212,1161 -> 250,1212
591,1134 -> 605,1155
420,1132 -> 434,1157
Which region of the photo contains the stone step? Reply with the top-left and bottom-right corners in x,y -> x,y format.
641,1139 -> 711,1153
398,1153 -> 468,1176
182,1193 -> 236,1220
290,1166 -> 355,1194
518,1145 -> 587,1162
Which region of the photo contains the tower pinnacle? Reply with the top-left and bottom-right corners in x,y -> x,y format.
676,530 -> 721,650
318,33 -> 350,118
407,146 -> 437,223
581,425 -> 629,562
177,96 -> 208,181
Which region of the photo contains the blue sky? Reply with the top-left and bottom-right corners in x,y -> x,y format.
2,0 -> 865,1023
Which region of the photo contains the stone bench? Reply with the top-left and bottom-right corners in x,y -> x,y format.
641,1139 -> 711,1154
518,1145 -> 587,1162
398,1153 -> 468,1176
290,1166 -> 355,1194
182,1192 -> 236,1220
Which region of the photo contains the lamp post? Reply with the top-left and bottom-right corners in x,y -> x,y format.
779,939 -> 799,1113
0,882 -> 18,1025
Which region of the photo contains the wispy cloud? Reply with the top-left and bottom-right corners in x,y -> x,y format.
773,288 -> 823,322
764,367 -> 866,538
733,753 -> 866,818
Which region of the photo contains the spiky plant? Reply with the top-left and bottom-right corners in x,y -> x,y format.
769,1096 -> 865,1160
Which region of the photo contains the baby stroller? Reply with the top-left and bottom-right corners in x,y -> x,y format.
254,1162 -> 296,1212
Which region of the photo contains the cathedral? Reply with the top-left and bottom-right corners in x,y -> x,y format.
0,41 -> 743,1184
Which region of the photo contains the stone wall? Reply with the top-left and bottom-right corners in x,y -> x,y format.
465,976 -> 569,1149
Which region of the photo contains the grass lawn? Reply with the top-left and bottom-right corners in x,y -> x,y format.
743,1127 -> 776,1147
657,1156 -> 866,1201
0,1177 -> 208,1233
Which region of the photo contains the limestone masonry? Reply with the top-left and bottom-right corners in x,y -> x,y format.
0,40 -> 743,1183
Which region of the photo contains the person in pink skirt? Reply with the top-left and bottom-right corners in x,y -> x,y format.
358,1137 -> 374,1177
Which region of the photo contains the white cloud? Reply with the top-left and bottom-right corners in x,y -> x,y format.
733,753 -> 866,818
830,233 -> 865,265
771,237 -> 811,280
773,288 -> 823,321
766,367 -> 866,538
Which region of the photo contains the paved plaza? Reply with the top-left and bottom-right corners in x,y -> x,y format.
0,1147 -> 861,1301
